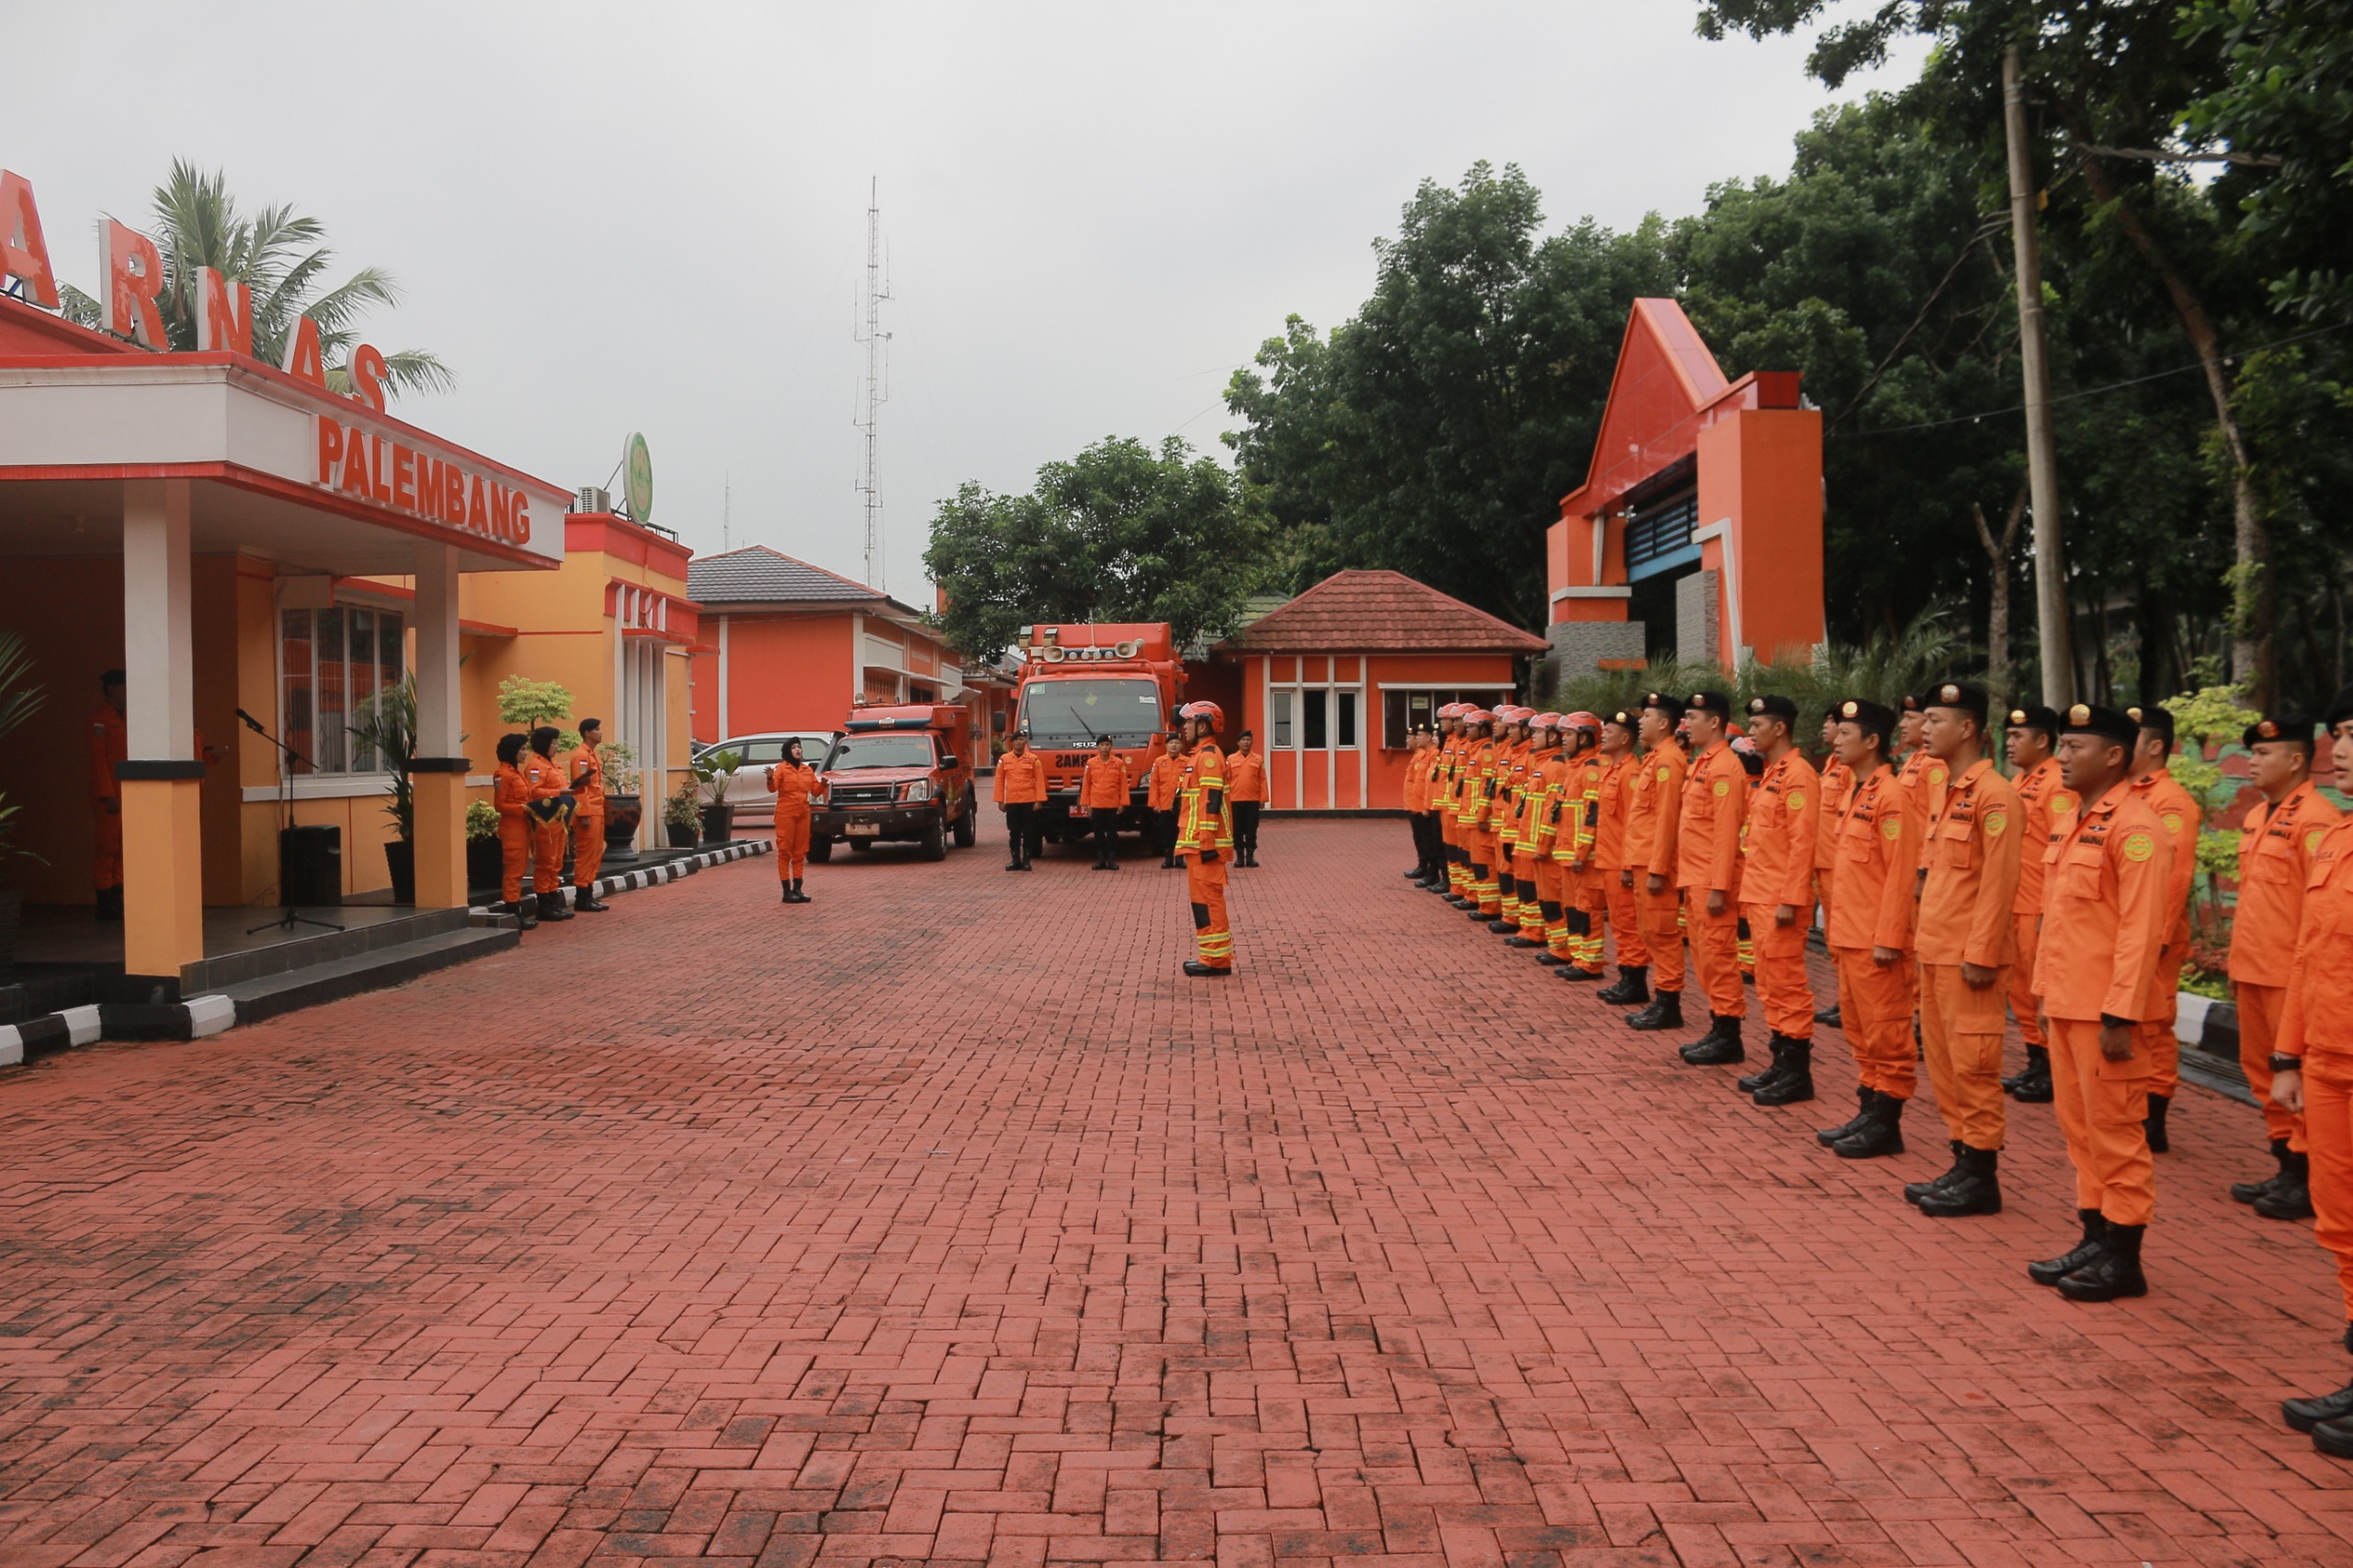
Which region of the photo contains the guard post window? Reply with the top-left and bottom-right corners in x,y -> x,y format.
280,606 -> 404,775
1381,688 -> 1504,748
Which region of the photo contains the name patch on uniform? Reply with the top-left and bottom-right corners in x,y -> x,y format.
1984,811 -> 2008,837
2122,833 -> 2155,862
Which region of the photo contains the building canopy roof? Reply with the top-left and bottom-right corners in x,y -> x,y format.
689,545 -> 895,606
1214,569 -> 1548,655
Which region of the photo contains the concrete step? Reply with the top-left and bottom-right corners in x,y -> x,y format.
216,925 -> 519,1027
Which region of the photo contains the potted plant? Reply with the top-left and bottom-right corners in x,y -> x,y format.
662,780 -> 701,848
347,676 -> 420,903
464,799 -> 504,895
598,740 -> 643,860
0,631 -> 46,980
692,747 -> 742,845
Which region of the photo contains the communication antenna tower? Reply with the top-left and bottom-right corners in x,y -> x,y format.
722,473 -> 732,551
854,177 -> 892,591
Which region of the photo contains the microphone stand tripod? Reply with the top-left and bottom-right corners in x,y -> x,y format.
239,709 -> 344,937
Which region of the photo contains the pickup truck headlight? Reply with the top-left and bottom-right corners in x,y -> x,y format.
900,780 -> 932,802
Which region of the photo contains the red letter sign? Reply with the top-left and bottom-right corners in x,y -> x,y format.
101,220 -> 166,347
281,315 -> 324,386
349,343 -> 389,413
0,170 -> 59,309
194,266 -> 253,355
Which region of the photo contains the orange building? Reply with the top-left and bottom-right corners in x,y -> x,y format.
686,545 -> 983,756
1546,299 -> 1824,682
1210,570 -> 1546,811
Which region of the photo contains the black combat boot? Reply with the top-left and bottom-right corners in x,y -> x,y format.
1737,1036 -> 1789,1094
1752,1038 -> 1815,1105
1536,949 -> 1569,966
1916,1146 -> 2002,1217
1625,990 -> 1684,1032
1832,1090 -> 1904,1159
2285,1333 -> 2353,1434
2009,1045 -> 2054,1103
1679,1015 -> 1745,1066
2001,1041 -> 2042,1093
2055,1221 -> 2146,1301
2143,1092 -> 2172,1153
2256,1150 -> 2317,1221
1816,1085 -> 1872,1145
2233,1140 -> 2290,1206
1595,965 -> 1649,1006
786,880 -> 812,904
1904,1142 -> 1967,1207
2028,1210 -> 2107,1286
1813,1003 -> 1842,1028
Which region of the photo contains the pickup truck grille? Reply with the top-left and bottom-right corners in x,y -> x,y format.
829,784 -> 895,806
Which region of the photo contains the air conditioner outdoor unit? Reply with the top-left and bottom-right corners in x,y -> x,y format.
575,485 -> 612,514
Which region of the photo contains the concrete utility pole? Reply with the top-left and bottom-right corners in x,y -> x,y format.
2004,47 -> 2075,706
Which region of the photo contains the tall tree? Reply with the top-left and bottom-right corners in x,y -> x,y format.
924,436 -> 1268,664
61,160 -> 452,400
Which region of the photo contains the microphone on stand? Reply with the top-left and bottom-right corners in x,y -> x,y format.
235,706 -> 267,734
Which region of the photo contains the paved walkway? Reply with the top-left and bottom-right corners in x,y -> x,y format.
5,816 -> 2352,1568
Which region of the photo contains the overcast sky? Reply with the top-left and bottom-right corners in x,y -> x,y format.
13,2 -> 1924,597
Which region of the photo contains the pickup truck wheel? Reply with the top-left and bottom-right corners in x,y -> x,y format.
920,818 -> 947,861
952,798 -> 976,848
809,836 -> 833,863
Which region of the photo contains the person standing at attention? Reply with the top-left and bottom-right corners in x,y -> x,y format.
767,735 -> 824,903
1228,730 -> 1267,867
994,728 -> 1047,871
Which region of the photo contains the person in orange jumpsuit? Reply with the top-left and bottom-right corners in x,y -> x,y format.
2228,713 -> 2339,1219
1733,735 -> 1764,984
1515,713 -> 1565,950
2001,706 -> 2073,1104
1624,694 -> 1691,1031
1456,710 -> 1504,917
1175,700 -> 1233,975
1436,706 -> 1472,902
1148,730 -> 1188,870
1814,699 -> 1924,1160
1732,695 -> 1820,1105
1593,710 -> 1651,1000
564,718 -> 612,913
2025,702 -> 2174,1302
1401,725 -> 1433,882
767,735 -> 824,903
1081,734 -> 1132,870
524,727 -> 575,920
1904,682 -> 2024,1217
1550,713 -> 1605,974
1228,730 -> 1267,867
1812,705 -> 1853,1029
1484,709 -> 1534,932
1673,691 -> 1751,1063
491,733 -> 540,926
994,728 -> 1048,870
2127,703 -> 2200,1153
2268,685 -> 2353,1457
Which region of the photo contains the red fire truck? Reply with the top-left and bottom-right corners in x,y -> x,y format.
1011,622 -> 1186,845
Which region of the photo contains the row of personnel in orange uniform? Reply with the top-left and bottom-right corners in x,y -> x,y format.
986,725 -> 1267,873
1399,683 -> 2353,1460
489,719 -> 616,927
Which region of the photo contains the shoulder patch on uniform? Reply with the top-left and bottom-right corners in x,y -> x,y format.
1655,767 -> 1669,782
1930,766 -> 1949,786
1880,816 -> 1901,841
2052,795 -> 2076,814
2122,833 -> 2155,862
1984,810 -> 2007,837
2163,812 -> 2183,835
1788,790 -> 1806,812
1712,778 -> 1729,797
2306,827 -> 2325,855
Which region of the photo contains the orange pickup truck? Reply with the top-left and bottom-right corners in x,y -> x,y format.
809,704 -> 978,862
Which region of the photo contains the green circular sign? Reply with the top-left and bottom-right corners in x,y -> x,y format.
622,432 -> 654,523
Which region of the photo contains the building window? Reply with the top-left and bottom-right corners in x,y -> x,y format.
1302,688 -> 1328,750
1380,688 -> 1517,748
281,606 -> 404,775
1625,489 -> 1699,581
1336,690 -> 1358,748
1270,689 -> 1294,748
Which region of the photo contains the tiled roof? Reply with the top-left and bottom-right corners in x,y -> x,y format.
1215,570 -> 1549,654
687,545 -> 885,605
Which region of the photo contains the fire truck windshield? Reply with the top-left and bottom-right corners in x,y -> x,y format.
1017,678 -> 1163,745
827,734 -> 942,769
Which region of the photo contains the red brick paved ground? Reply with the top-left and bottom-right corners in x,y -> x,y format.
6,815 -> 2353,1568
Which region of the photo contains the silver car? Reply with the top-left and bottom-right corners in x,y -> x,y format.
705,731 -> 840,823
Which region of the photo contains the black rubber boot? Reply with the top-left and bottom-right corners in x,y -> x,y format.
1832,1090 -> 1904,1159
1625,991 -> 1684,1032
2001,1041 -> 2041,1093
1916,1145 -> 2002,1217
1816,1085 -> 1872,1145
1536,949 -> 1569,966
1679,1015 -> 1745,1066
2256,1150 -> 2317,1221
2028,1210 -> 2107,1287
1813,1003 -> 1842,1028
2056,1221 -> 2146,1301
1596,965 -> 1650,1006
781,881 -> 793,902
1182,960 -> 1231,978
1752,1038 -> 1815,1105
1737,1036 -> 1789,1095
1486,915 -> 1518,934
2145,1092 -> 2171,1153
2287,1343 -> 2353,1432
2009,1045 -> 2054,1103
1904,1142 -> 1967,1207
2233,1140 -> 2290,1205
1554,961 -> 1598,981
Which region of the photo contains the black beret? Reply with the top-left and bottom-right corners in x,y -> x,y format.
1686,690 -> 1734,719
1640,690 -> 1687,718
1606,710 -> 1637,729
2126,703 -> 2176,746
1747,694 -> 1799,722
2006,704 -> 2061,741
1925,680 -> 1989,719
2062,702 -> 2140,749
2327,685 -> 2353,731
2243,714 -> 2315,749
1900,692 -> 1926,714
1835,698 -> 1897,740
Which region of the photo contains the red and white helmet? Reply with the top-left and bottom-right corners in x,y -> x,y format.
1530,711 -> 1562,731
1461,708 -> 1494,725
1177,699 -> 1224,732
1437,701 -> 1466,720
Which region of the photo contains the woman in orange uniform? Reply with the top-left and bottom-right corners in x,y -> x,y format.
2270,685 -> 2353,1458
1228,730 -> 1267,867
492,733 -> 540,927
525,728 -> 575,920
767,736 -> 824,903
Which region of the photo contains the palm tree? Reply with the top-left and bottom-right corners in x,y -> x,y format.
60,160 -> 452,400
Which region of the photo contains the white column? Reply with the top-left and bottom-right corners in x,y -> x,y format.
413,543 -> 462,756
121,479 -> 193,759
717,614 -> 732,737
